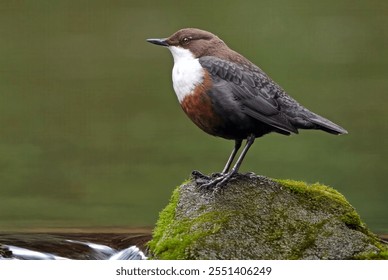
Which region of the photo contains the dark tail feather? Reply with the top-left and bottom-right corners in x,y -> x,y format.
309,115 -> 348,135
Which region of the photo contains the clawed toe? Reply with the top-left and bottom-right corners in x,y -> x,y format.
197,171 -> 236,190
191,170 -> 211,185
191,169 -> 239,191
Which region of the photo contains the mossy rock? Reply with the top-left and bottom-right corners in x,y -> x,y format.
148,173 -> 388,259
0,243 -> 12,258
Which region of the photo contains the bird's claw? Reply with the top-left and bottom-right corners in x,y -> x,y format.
194,171 -> 237,192
192,170 -> 210,179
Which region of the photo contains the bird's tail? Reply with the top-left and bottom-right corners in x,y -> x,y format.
290,106 -> 348,135
308,113 -> 348,135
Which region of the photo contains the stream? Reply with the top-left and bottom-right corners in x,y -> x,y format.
0,230 -> 151,260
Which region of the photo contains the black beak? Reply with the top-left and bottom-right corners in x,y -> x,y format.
146,38 -> 169,47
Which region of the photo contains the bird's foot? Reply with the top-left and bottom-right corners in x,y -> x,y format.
197,170 -> 237,191
191,170 -> 225,184
191,170 -> 211,182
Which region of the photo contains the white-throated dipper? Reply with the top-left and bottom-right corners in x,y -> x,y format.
147,28 -> 347,188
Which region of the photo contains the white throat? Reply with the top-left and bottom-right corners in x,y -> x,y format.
168,46 -> 204,103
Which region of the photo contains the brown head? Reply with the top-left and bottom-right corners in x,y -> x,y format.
147,28 -> 239,60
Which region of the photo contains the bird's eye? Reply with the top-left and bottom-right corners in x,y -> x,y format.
181,37 -> 191,45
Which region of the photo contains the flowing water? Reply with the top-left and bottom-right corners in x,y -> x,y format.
0,229 -> 150,260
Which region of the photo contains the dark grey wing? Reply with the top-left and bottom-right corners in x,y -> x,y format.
199,56 -> 298,134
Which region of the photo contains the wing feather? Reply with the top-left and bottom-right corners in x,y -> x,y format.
199,56 -> 298,134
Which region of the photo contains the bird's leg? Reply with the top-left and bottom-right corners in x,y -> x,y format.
193,139 -> 242,184
220,139 -> 242,174
201,134 -> 256,189
227,134 -> 255,176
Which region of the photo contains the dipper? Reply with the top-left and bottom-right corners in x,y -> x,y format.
147,28 -> 347,188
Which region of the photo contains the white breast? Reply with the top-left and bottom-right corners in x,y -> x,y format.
168,46 -> 204,103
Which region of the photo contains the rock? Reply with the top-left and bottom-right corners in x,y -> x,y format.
147,173 -> 388,260
0,244 -> 12,258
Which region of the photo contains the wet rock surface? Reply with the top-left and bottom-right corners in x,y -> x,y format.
148,173 -> 388,259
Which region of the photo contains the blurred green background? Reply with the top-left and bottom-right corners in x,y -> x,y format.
0,0 -> 387,233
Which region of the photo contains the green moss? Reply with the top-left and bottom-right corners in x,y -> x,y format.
275,179 -> 367,231
147,187 -> 181,255
148,176 -> 388,259
275,179 -> 388,259
275,179 -> 345,201
340,211 -> 366,233
354,248 -> 388,260
266,228 -> 283,242
287,220 -> 328,259
147,185 -> 232,259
